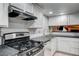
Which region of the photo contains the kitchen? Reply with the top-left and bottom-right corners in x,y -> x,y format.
0,3 -> 79,56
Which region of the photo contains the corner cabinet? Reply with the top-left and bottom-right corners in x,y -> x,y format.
0,3 -> 8,27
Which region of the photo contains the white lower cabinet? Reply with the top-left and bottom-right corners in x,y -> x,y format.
51,38 -> 57,55
44,36 -> 79,56
44,41 -> 52,56
56,37 -> 79,55
44,37 -> 57,56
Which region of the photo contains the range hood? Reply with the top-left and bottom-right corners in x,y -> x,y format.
8,5 -> 37,21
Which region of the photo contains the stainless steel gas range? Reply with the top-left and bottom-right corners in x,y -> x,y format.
3,32 -> 44,56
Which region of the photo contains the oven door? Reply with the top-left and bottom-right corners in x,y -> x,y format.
18,47 -> 44,56
34,48 -> 44,56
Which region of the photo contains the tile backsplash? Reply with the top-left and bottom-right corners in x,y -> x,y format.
28,28 -> 44,34
1,17 -> 49,35
1,18 -> 29,35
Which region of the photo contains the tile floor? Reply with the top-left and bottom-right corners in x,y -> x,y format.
54,52 -> 72,56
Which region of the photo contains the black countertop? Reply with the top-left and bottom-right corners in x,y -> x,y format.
0,45 -> 19,56
50,32 -> 79,38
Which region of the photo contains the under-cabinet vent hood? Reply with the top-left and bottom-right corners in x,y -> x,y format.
8,5 -> 37,21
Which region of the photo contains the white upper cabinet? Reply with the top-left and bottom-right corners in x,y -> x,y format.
11,3 -> 25,11
11,3 -> 33,14
49,13 -> 79,26
44,37 -> 56,56
68,13 -> 79,25
49,15 -> 68,26
56,15 -> 68,26
0,3 -> 8,27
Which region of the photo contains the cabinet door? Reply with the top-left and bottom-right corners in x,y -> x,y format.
44,37 -> 56,56
55,16 -> 68,25
44,41 -> 52,56
0,3 -> 8,27
0,4 -> 3,26
56,37 -> 70,52
69,13 -> 79,25
49,15 -> 68,26
51,37 -> 57,55
57,37 -> 79,55
3,3 -> 9,27
35,49 -> 44,56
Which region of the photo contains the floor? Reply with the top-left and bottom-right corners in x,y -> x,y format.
54,52 -> 73,56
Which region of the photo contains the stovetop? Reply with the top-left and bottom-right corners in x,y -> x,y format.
5,38 -> 43,52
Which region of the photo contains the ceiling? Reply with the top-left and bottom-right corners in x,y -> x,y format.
38,3 -> 79,17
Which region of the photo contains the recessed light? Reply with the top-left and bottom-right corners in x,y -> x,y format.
49,11 -> 53,14
60,13 -> 64,15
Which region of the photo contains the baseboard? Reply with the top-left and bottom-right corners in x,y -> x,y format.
56,51 -> 79,56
